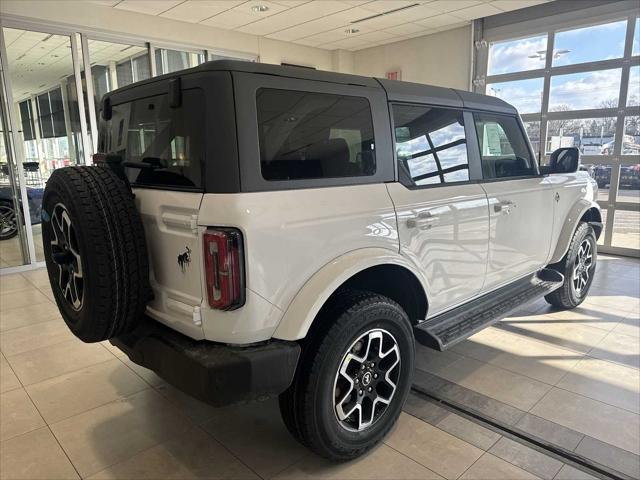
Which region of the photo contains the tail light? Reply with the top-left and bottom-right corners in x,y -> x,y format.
203,228 -> 245,310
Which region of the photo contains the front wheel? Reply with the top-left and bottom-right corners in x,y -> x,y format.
0,201 -> 18,240
545,222 -> 597,309
279,290 -> 415,460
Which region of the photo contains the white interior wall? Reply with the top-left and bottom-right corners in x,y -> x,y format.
0,0 -> 334,70
352,26 -> 472,90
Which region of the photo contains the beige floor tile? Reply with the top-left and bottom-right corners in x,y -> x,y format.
101,340 -> 127,358
26,359 -> 149,424
36,284 -> 57,303
0,427 -> 79,480
537,303 -> 630,332
0,288 -> 51,312
415,345 -> 464,373
275,444 -> 444,480
203,398 -> 308,478
0,301 -> 62,332
119,357 -> 165,387
0,387 -> 45,441
452,327 -> 582,385
589,331 -> 640,368
0,274 -> 33,294
50,389 -> 193,478
420,354 -> 552,411
581,293 -> 640,315
385,413 -> 482,479
155,382 -> 221,425
530,388 -> 640,455
0,352 -> 20,393
87,426 -> 258,480
556,357 -> 640,413
21,267 -> 53,288
612,315 -> 640,338
6,339 -> 114,385
460,453 -> 541,479
0,319 -> 74,356
554,464 -> 599,480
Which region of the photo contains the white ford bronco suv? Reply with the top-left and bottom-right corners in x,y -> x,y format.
42,60 -> 602,460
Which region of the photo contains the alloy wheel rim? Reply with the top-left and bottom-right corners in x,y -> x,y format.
572,239 -> 593,296
333,328 -> 401,432
50,203 -> 84,311
0,204 -> 17,237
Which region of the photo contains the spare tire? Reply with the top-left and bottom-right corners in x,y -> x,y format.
42,166 -> 150,342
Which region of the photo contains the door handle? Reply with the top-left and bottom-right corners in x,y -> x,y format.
494,200 -> 516,214
406,211 -> 438,229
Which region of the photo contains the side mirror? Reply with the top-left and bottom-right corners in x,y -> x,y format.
548,147 -> 580,174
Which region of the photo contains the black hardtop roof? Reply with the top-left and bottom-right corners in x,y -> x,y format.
109,59 -> 516,114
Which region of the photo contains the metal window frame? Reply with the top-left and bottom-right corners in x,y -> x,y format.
474,7 -> 640,257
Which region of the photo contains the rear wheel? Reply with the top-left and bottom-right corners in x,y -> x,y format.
0,201 -> 18,240
279,290 -> 414,460
545,222 -> 597,309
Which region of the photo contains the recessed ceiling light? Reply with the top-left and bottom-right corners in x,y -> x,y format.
251,5 -> 269,13
345,28 -> 360,34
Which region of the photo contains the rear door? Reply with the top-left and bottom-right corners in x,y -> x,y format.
387,104 -> 489,317
471,112 -> 554,291
99,85 -> 206,338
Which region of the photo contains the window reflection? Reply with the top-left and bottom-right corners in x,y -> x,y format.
394,106 -> 469,186
553,20 -> 627,67
155,48 -> 204,75
546,117 -> 617,155
488,34 -> 547,75
549,69 -> 621,111
486,78 -> 544,114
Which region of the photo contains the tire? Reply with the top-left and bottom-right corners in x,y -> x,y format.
42,166 -> 150,342
279,290 -> 415,461
545,222 -> 597,309
0,200 -> 18,240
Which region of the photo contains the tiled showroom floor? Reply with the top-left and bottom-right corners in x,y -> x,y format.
0,254 -> 638,480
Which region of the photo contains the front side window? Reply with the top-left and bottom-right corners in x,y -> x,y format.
98,89 -> 205,189
256,88 -> 376,181
474,113 -> 536,179
394,105 -> 469,186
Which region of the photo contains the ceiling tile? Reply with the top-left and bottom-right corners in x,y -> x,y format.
421,0 -> 482,15
88,0 -> 122,6
414,13 -> 464,29
202,0 -> 288,28
435,21 -> 470,32
269,0 -> 311,6
358,0 -> 423,14
491,0 -> 547,12
383,22 -> 430,36
452,2 -> 503,20
237,1 -> 352,35
265,6 -> 372,41
320,35 -> 369,50
114,0 -> 184,16
160,1 -> 244,23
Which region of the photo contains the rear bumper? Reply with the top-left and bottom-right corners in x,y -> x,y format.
110,317 -> 300,406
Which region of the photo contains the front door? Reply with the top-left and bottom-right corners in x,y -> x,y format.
472,112 -> 554,291
388,104 -> 489,317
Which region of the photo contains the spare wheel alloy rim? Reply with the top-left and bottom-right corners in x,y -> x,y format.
0,204 -> 17,238
333,328 -> 401,432
50,203 -> 84,311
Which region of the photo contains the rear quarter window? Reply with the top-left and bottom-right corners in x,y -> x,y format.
256,88 -> 376,181
98,88 -> 205,190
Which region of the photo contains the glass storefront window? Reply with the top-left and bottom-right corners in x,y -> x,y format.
523,121 -> 541,160
553,20 -> 627,67
549,69 -> 622,111
486,78 -> 544,114
623,116 -> 640,155
546,117 -> 617,155
155,48 -> 204,75
488,34 -> 548,75
87,40 -> 150,99
633,17 -> 639,57
627,66 -> 639,107
583,163 -> 615,202
612,209 -> 640,249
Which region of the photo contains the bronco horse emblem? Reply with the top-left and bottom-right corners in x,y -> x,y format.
178,246 -> 191,272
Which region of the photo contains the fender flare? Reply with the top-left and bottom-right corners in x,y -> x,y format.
271,247 -> 429,341
549,199 -> 602,264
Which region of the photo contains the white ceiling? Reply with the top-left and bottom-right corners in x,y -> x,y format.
90,0 -> 550,51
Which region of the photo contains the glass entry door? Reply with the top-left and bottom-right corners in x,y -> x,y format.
1,27 -> 87,267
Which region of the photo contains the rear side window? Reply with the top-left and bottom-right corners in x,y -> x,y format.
473,113 -> 536,179
393,105 -> 470,186
256,88 -> 376,181
99,89 -> 205,189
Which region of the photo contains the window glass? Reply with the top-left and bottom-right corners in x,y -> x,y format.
633,17 -> 640,56
18,100 -> 35,141
394,105 -> 469,186
546,117 -> 617,155
99,89 -> 205,189
628,66 -> 639,107
523,121 -> 541,160
486,78 -> 544,114
488,34 -> 547,75
623,116 -> 640,155
256,88 -> 376,181
549,69 -> 622,112
474,113 -> 536,179
553,20 -> 627,67
155,48 -> 204,75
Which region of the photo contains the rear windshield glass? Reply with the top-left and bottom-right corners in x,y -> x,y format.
98,88 -> 205,190
256,88 -> 376,181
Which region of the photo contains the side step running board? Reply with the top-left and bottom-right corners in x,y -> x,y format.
414,269 -> 564,351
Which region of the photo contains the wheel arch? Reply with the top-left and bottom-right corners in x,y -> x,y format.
549,200 -> 602,264
272,248 -> 429,341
